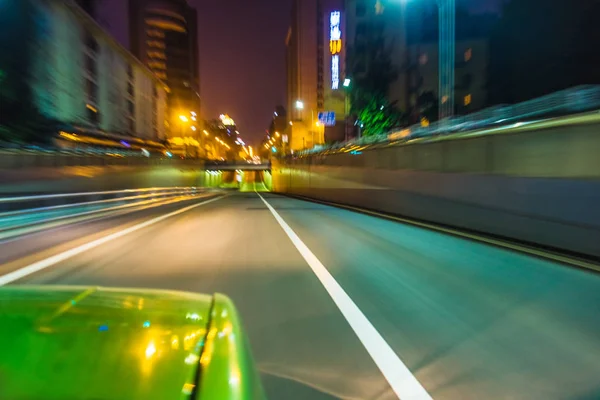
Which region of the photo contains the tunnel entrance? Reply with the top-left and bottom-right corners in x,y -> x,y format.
206,170 -> 271,192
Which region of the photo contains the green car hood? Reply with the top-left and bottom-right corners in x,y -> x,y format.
0,286 -> 264,400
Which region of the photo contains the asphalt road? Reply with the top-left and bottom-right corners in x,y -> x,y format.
1,191 -> 599,399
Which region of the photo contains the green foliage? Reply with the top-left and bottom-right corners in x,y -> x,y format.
356,95 -> 401,136
346,17 -> 403,137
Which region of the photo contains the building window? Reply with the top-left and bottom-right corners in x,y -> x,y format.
127,100 -> 135,117
464,94 -> 472,106
86,104 -> 99,125
465,48 -> 472,62
146,40 -> 165,49
356,3 -> 366,17
127,82 -> 134,97
85,79 -> 98,104
148,61 -> 167,70
127,64 -> 134,81
84,53 -> 96,76
146,29 -> 165,38
147,51 -> 166,60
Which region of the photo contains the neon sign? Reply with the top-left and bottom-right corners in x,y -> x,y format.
332,55 -> 339,90
330,11 -> 341,89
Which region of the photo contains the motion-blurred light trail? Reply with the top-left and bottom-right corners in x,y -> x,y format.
0,196 -> 225,286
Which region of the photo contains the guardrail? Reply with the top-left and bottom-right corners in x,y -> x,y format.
0,187 -> 211,240
301,85 -> 600,155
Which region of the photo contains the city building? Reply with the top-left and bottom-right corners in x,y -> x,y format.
345,0 -> 409,113
129,0 -> 200,134
0,0 -> 168,142
346,1 -> 492,125
285,0 -> 347,151
408,38 -> 489,120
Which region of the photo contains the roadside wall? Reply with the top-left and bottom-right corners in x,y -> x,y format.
273,119 -> 600,258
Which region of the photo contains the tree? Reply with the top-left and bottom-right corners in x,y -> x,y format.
354,94 -> 401,136
488,0 -> 600,105
347,17 -> 403,136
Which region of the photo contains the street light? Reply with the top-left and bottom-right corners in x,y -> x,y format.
343,78 -> 351,87
191,126 -> 197,131
295,99 -> 317,148
275,132 -> 280,137
179,115 -> 188,122
203,130 -> 209,136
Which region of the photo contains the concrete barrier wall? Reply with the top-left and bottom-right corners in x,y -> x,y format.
0,166 -> 211,195
0,152 -> 214,195
273,119 -> 600,258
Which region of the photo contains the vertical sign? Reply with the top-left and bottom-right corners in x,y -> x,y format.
330,11 -> 341,90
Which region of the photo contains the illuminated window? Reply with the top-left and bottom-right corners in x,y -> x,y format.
148,61 -> 166,70
146,29 -> 165,38
147,51 -> 166,60
419,53 -> 428,65
465,48 -> 472,62
146,40 -> 165,49
464,94 -> 472,106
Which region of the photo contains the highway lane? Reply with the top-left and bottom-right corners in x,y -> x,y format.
1,192 -> 599,399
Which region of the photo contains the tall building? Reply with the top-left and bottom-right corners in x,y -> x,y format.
285,0 -> 347,151
129,0 -> 200,135
408,38 -> 489,120
0,0 -> 168,142
345,0 -> 409,113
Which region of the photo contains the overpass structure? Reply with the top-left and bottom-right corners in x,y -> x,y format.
204,162 -> 270,171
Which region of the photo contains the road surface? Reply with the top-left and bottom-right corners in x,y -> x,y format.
1,191 -> 599,399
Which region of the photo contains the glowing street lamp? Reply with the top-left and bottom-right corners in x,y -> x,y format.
295,100 -> 304,110
191,126 -> 197,131
179,115 -> 188,122
275,132 -> 280,137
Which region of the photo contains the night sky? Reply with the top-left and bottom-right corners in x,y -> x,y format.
98,0 -> 500,144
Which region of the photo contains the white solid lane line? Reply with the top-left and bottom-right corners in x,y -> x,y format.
257,193 -> 432,400
0,196 -> 226,286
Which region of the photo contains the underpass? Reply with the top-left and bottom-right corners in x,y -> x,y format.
0,189 -> 598,399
